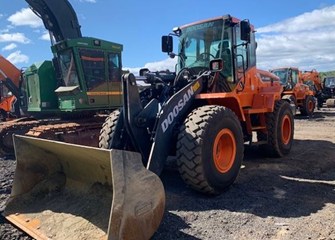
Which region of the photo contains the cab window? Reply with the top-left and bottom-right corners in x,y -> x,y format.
108,53 -> 121,82
291,70 -> 299,85
79,49 -> 105,91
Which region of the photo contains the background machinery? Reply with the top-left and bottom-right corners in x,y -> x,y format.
0,55 -> 25,121
300,69 -> 322,95
4,15 -> 294,239
0,0 -> 123,155
300,69 -> 324,109
270,67 -> 315,116
321,76 -> 335,107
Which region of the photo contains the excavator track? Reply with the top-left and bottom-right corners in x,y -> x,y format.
0,118 -> 53,155
0,116 -> 107,156
26,116 -> 106,147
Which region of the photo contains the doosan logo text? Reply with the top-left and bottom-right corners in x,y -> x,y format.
161,87 -> 195,133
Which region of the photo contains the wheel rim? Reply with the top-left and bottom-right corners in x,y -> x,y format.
213,128 -> 236,173
308,99 -> 314,112
281,115 -> 292,145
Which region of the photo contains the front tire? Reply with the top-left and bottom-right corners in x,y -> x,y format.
99,109 -> 127,149
259,100 -> 294,157
176,105 -> 244,195
300,95 -> 315,116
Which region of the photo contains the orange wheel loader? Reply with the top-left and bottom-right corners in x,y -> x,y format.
4,15 -> 294,239
270,67 -> 315,116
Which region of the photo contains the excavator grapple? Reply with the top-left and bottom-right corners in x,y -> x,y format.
4,135 -> 165,240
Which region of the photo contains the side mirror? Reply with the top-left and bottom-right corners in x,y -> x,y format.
139,68 -> 150,76
210,59 -> 223,72
162,36 -> 173,53
240,20 -> 251,43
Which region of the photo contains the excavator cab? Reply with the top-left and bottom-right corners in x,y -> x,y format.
52,38 -> 123,111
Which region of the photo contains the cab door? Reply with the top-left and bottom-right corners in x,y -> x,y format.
107,53 -> 122,108
292,69 -> 305,99
79,49 -> 109,107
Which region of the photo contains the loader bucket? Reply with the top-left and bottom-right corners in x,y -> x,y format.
3,135 -> 165,240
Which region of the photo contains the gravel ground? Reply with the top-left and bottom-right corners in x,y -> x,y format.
1,108 -> 335,240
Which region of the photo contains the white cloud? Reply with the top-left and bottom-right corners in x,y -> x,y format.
0,33 -> 30,44
256,5 -> 335,71
124,58 -> 177,75
2,43 -> 17,51
40,31 -> 50,41
0,28 -> 10,34
6,51 -> 29,64
8,8 -> 43,28
258,5 -> 335,34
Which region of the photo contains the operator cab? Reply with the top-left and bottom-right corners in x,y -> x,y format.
52,38 -> 123,110
324,77 -> 335,88
162,16 -> 256,93
271,67 -> 300,90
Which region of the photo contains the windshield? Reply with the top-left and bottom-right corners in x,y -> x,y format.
271,69 -> 288,85
178,19 -> 231,75
58,49 -> 80,87
324,77 -> 335,88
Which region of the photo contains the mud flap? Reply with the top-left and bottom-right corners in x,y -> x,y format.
3,135 -> 165,240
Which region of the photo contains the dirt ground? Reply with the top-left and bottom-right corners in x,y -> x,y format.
1,107 -> 335,240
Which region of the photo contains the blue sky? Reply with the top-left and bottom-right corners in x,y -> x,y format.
1,0 -> 335,73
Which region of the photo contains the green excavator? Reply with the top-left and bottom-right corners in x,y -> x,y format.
0,0 -> 124,155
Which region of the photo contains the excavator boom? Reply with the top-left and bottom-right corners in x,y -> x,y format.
0,55 -> 21,85
25,0 -> 82,42
0,55 -> 21,115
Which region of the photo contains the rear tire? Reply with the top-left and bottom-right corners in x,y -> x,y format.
176,105 -> 244,195
99,109 -> 126,149
300,95 -> 315,116
258,100 -> 294,157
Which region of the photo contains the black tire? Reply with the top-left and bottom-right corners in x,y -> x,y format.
300,95 -> 315,116
99,109 -> 127,149
258,100 -> 294,157
317,96 -> 323,109
176,105 -> 244,195
0,109 -> 7,121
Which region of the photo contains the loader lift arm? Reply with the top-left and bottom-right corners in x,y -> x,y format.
119,70 -> 206,175
25,0 -> 82,43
